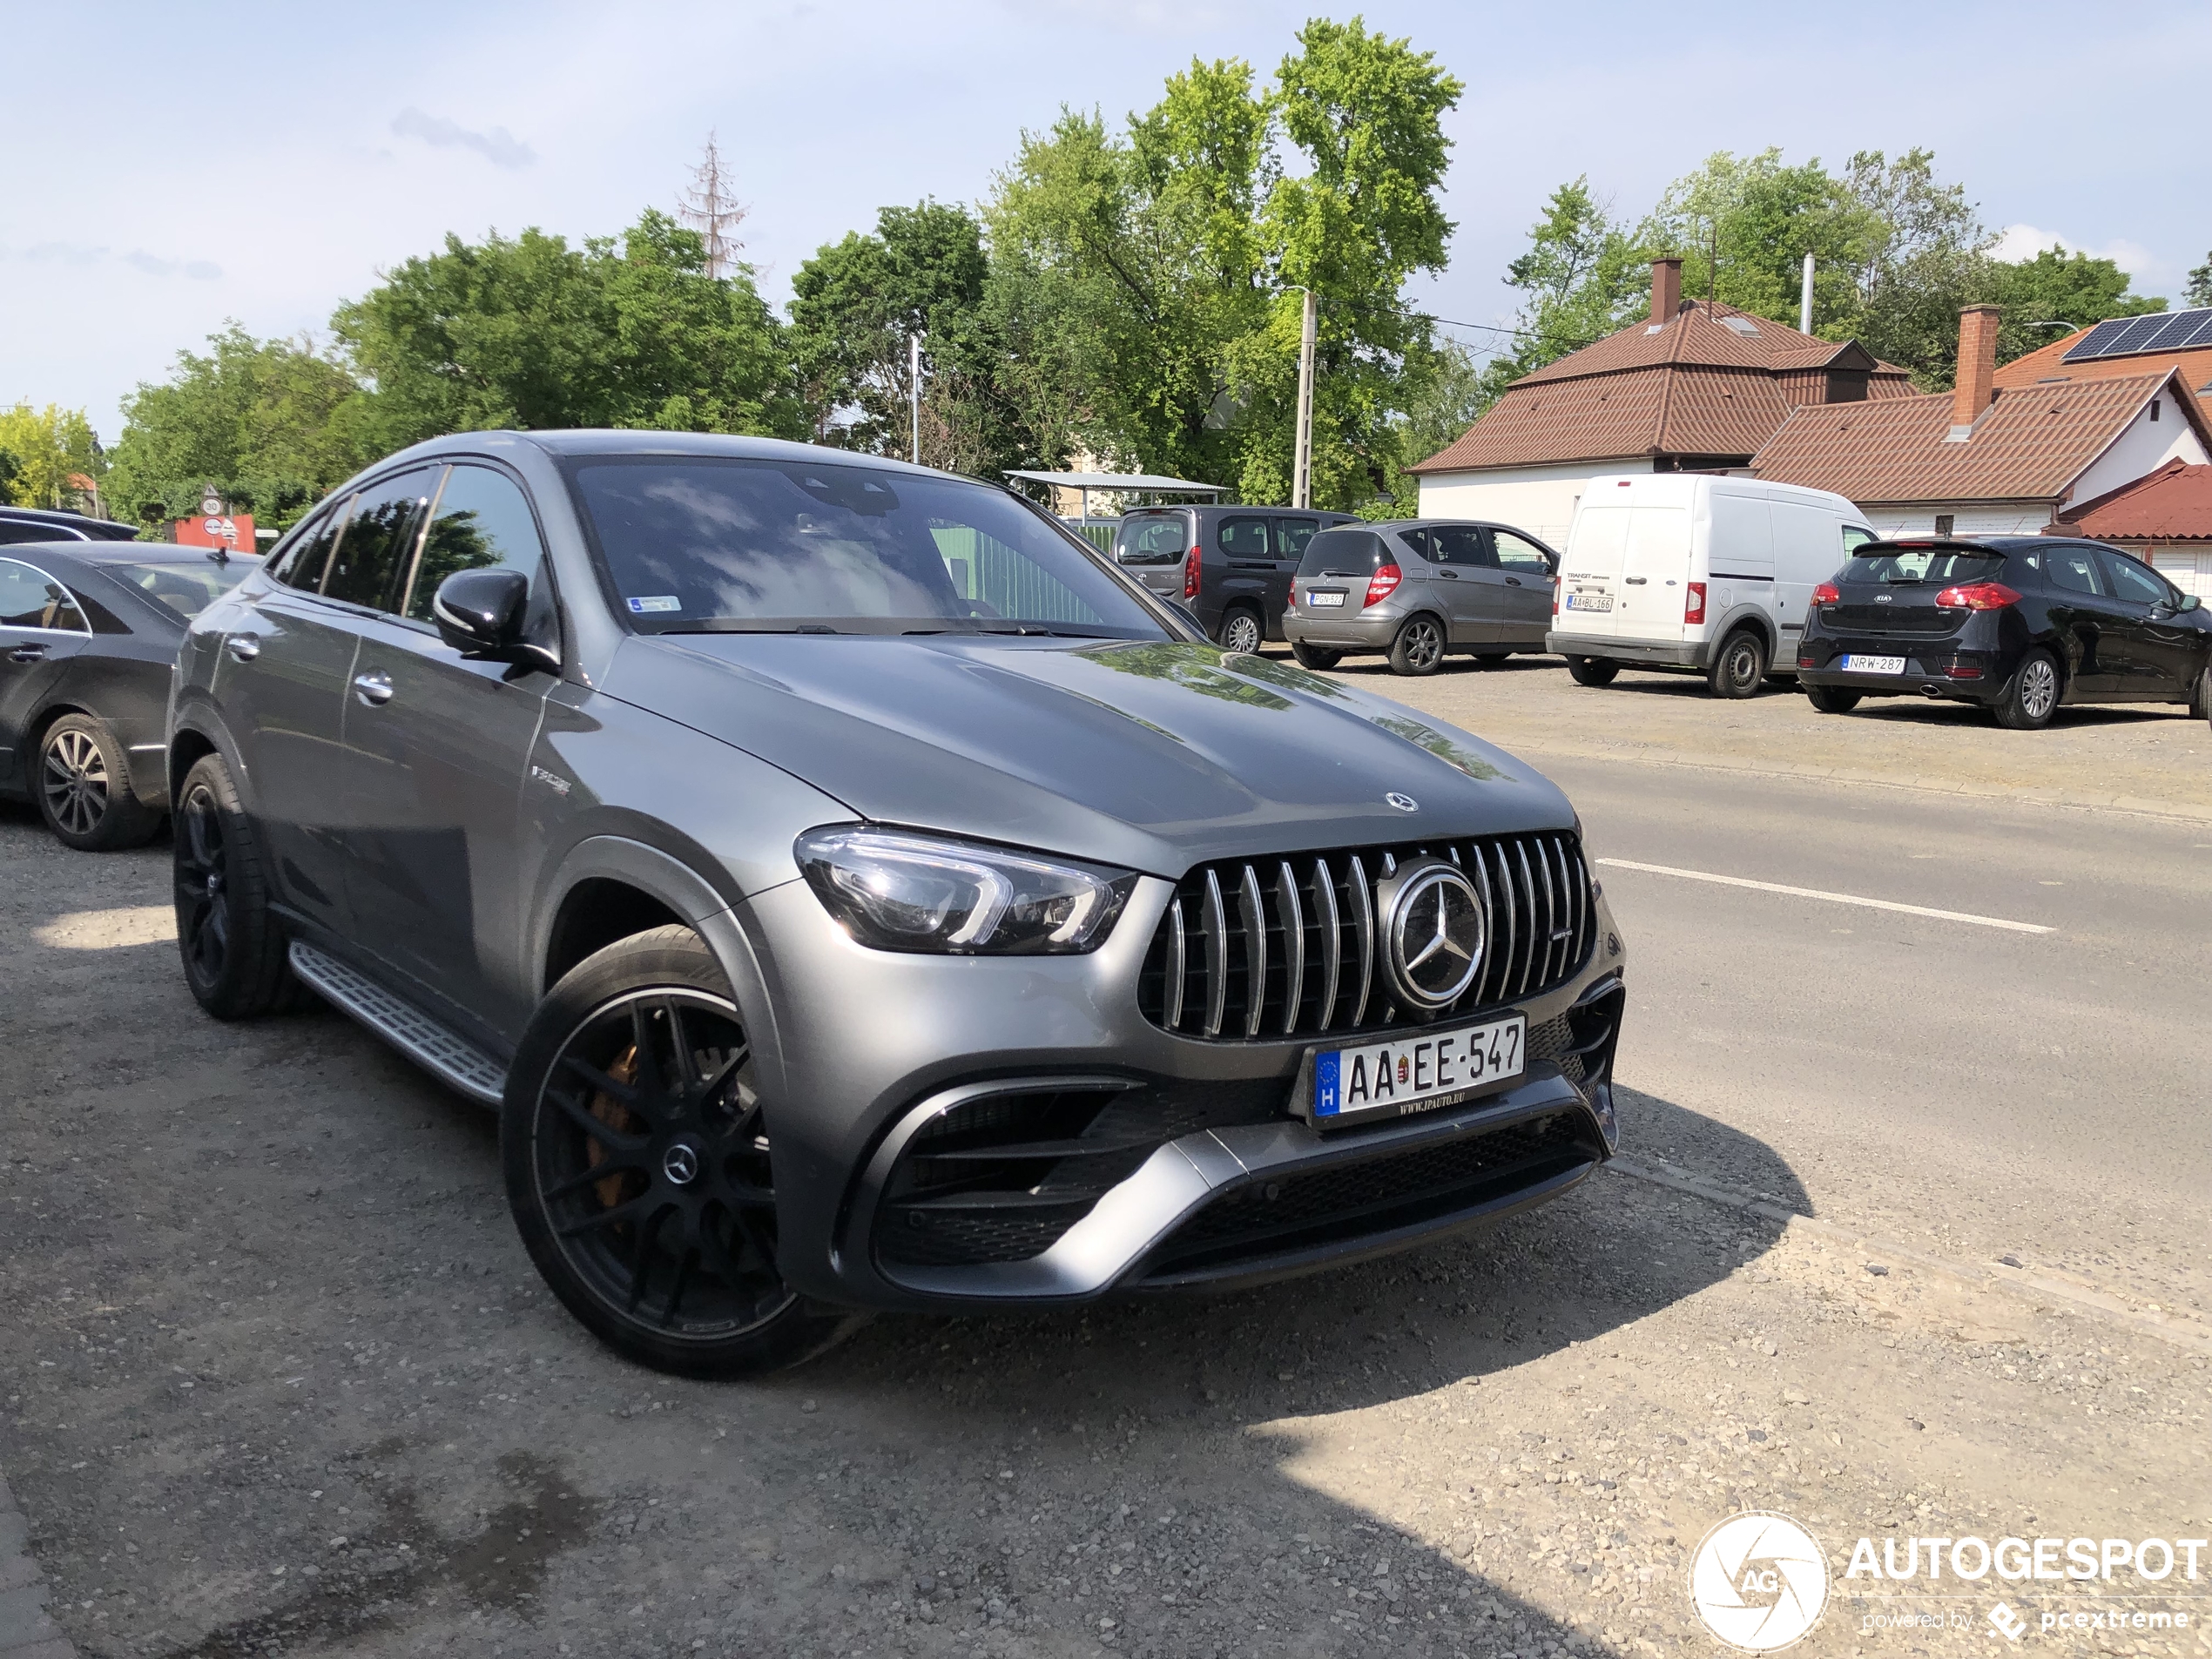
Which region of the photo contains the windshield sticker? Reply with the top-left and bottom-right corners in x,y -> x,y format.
626,596 -> 682,614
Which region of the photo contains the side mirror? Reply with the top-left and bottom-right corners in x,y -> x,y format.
2181,593 -> 2202,613
432,568 -> 554,668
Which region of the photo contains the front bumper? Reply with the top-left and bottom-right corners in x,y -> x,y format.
726,872 -> 1628,1313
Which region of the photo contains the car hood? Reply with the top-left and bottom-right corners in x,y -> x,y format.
603,634 -> 1575,875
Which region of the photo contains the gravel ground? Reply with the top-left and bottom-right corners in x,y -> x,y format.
3,802 -> 2209,1658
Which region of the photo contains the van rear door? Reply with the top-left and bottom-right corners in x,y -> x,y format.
1559,505 -> 1631,637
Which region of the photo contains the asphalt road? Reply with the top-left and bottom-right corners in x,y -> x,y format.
1,658 -> 2207,1659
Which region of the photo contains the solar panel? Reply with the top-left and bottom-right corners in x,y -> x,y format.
2063,307 -> 2212,362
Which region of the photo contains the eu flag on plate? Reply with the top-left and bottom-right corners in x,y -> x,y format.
1314,1050 -> 1341,1118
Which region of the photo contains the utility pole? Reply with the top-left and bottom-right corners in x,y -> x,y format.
678,132 -> 747,281
909,333 -> 924,465
1800,252 -> 1815,334
1291,288 -> 1318,510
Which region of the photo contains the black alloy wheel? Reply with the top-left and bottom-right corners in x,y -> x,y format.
1994,649 -> 2061,731
1564,656 -> 1619,688
1707,630 -> 1768,698
37,715 -> 158,852
1388,614 -> 1447,676
1218,607 -> 1264,655
503,927 -> 858,1378
172,752 -> 303,1018
1290,641 -> 1342,671
1804,683 -> 1862,714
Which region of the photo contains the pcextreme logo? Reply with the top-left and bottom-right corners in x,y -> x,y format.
1689,1511 -> 1831,1652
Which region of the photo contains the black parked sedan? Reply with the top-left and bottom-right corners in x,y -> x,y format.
1796,536 -> 2212,730
0,542 -> 258,847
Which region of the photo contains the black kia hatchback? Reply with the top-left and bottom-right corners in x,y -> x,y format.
1796,536 -> 2211,730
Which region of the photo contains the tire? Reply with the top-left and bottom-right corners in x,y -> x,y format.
36,714 -> 160,851
1707,629 -> 1769,698
1217,606 -> 1264,655
1290,641 -> 1342,671
1386,614 -> 1447,676
502,925 -> 861,1379
1993,649 -> 2062,731
172,752 -> 308,1019
1804,683 -> 1862,714
1565,656 -> 1619,688
2189,665 -> 2209,725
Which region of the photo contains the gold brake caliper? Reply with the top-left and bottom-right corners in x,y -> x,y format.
589,1048 -> 641,1211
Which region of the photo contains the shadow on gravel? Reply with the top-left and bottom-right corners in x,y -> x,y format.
0,812 -> 1808,1658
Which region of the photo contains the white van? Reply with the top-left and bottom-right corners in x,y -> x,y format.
1546,474 -> 1877,697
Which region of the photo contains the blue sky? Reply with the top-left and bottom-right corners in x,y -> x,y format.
7,0 -> 2209,444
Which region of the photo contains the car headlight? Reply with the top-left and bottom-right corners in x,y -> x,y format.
794,827 -> 1135,954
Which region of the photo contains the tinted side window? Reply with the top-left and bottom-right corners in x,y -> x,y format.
2047,548 -> 2103,597
405,466 -> 550,632
1426,526 -> 1491,567
1272,517 -> 1320,559
1297,529 -> 1387,578
271,501 -> 349,590
1492,529 -> 1554,575
0,558 -> 89,631
323,469 -> 435,610
2100,550 -> 2172,608
1217,516 -> 1271,556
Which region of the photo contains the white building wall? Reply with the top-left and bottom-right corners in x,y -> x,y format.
2147,547 -> 2212,599
2067,394 -> 2209,506
1861,503 -> 2055,538
1414,458 -> 1655,549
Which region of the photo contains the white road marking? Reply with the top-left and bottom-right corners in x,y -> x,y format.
1594,858 -> 2054,934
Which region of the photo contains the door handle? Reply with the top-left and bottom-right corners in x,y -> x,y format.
1505,577 -> 1523,587
226,635 -> 260,663
1436,570 -> 1459,579
353,670 -> 395,706
8,644 -> 45,663
1625,577 -> 1649,585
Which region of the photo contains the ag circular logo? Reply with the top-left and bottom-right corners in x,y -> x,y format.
1376,857 -> 1485,1009
1689,1511 -> 1829,1652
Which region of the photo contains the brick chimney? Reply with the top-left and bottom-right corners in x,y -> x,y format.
1650,258 -> 1683,325
1949,305 -> 2001,438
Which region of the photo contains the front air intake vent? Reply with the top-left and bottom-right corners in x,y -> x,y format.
1136,832 -> 1594,1042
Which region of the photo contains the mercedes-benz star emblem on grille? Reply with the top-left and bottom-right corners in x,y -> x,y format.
1376,857 -> 1485,1010
1385,792 -> 1420,813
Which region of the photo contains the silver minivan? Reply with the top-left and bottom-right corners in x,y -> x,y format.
1284,520 -> 1561,675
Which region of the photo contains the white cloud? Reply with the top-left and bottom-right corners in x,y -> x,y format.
390,106 -> 536,170
1993,223 -> 2159,280
3,243 -> 220,280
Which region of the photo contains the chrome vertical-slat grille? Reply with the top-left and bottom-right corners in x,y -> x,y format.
1137,831 -> 1598,1042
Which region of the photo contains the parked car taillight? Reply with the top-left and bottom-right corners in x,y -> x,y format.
1934,581 -> 2020,610
1811,581 -> 1841,605
1182,544 -> 1201,600
1364,563 -> 1402,608
1683,581 -> 1706,624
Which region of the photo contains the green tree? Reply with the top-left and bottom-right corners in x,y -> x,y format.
1985,246 -> 2163,365
103,327 -> 368,532
1464,178 -> 1649,412
1640,148 -> 1884,332
334,210 -> 800,452
0,403 -> 102,513
2188,253 -> 2212,309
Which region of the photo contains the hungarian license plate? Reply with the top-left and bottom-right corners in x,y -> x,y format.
1304,1015 -> 1527,1126
1565,592 -> 1613,611
1841,653 -> 1905,674
1306,590 -> 1345,608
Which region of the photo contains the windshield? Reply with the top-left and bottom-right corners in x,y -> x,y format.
1848,547 -> 2007,584
1297,528 -> 1390,579
108,558 -> 255,618
1114,510 -> 1190,566
570,458 -> 1166,638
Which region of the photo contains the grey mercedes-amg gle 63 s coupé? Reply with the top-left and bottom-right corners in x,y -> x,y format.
168,432 -> 1629,1376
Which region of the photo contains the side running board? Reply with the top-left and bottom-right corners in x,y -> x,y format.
287,941 -> 507,1107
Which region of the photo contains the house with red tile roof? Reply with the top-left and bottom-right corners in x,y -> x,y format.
1409,258 -> 1915,545
2047,456 -> 2212,597
1753,306 -> 2212,545
1993,307 -> 2212,401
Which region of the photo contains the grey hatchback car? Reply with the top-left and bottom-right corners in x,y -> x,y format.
168,432 -> 1628,1377
1283,520 -> 1561,676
